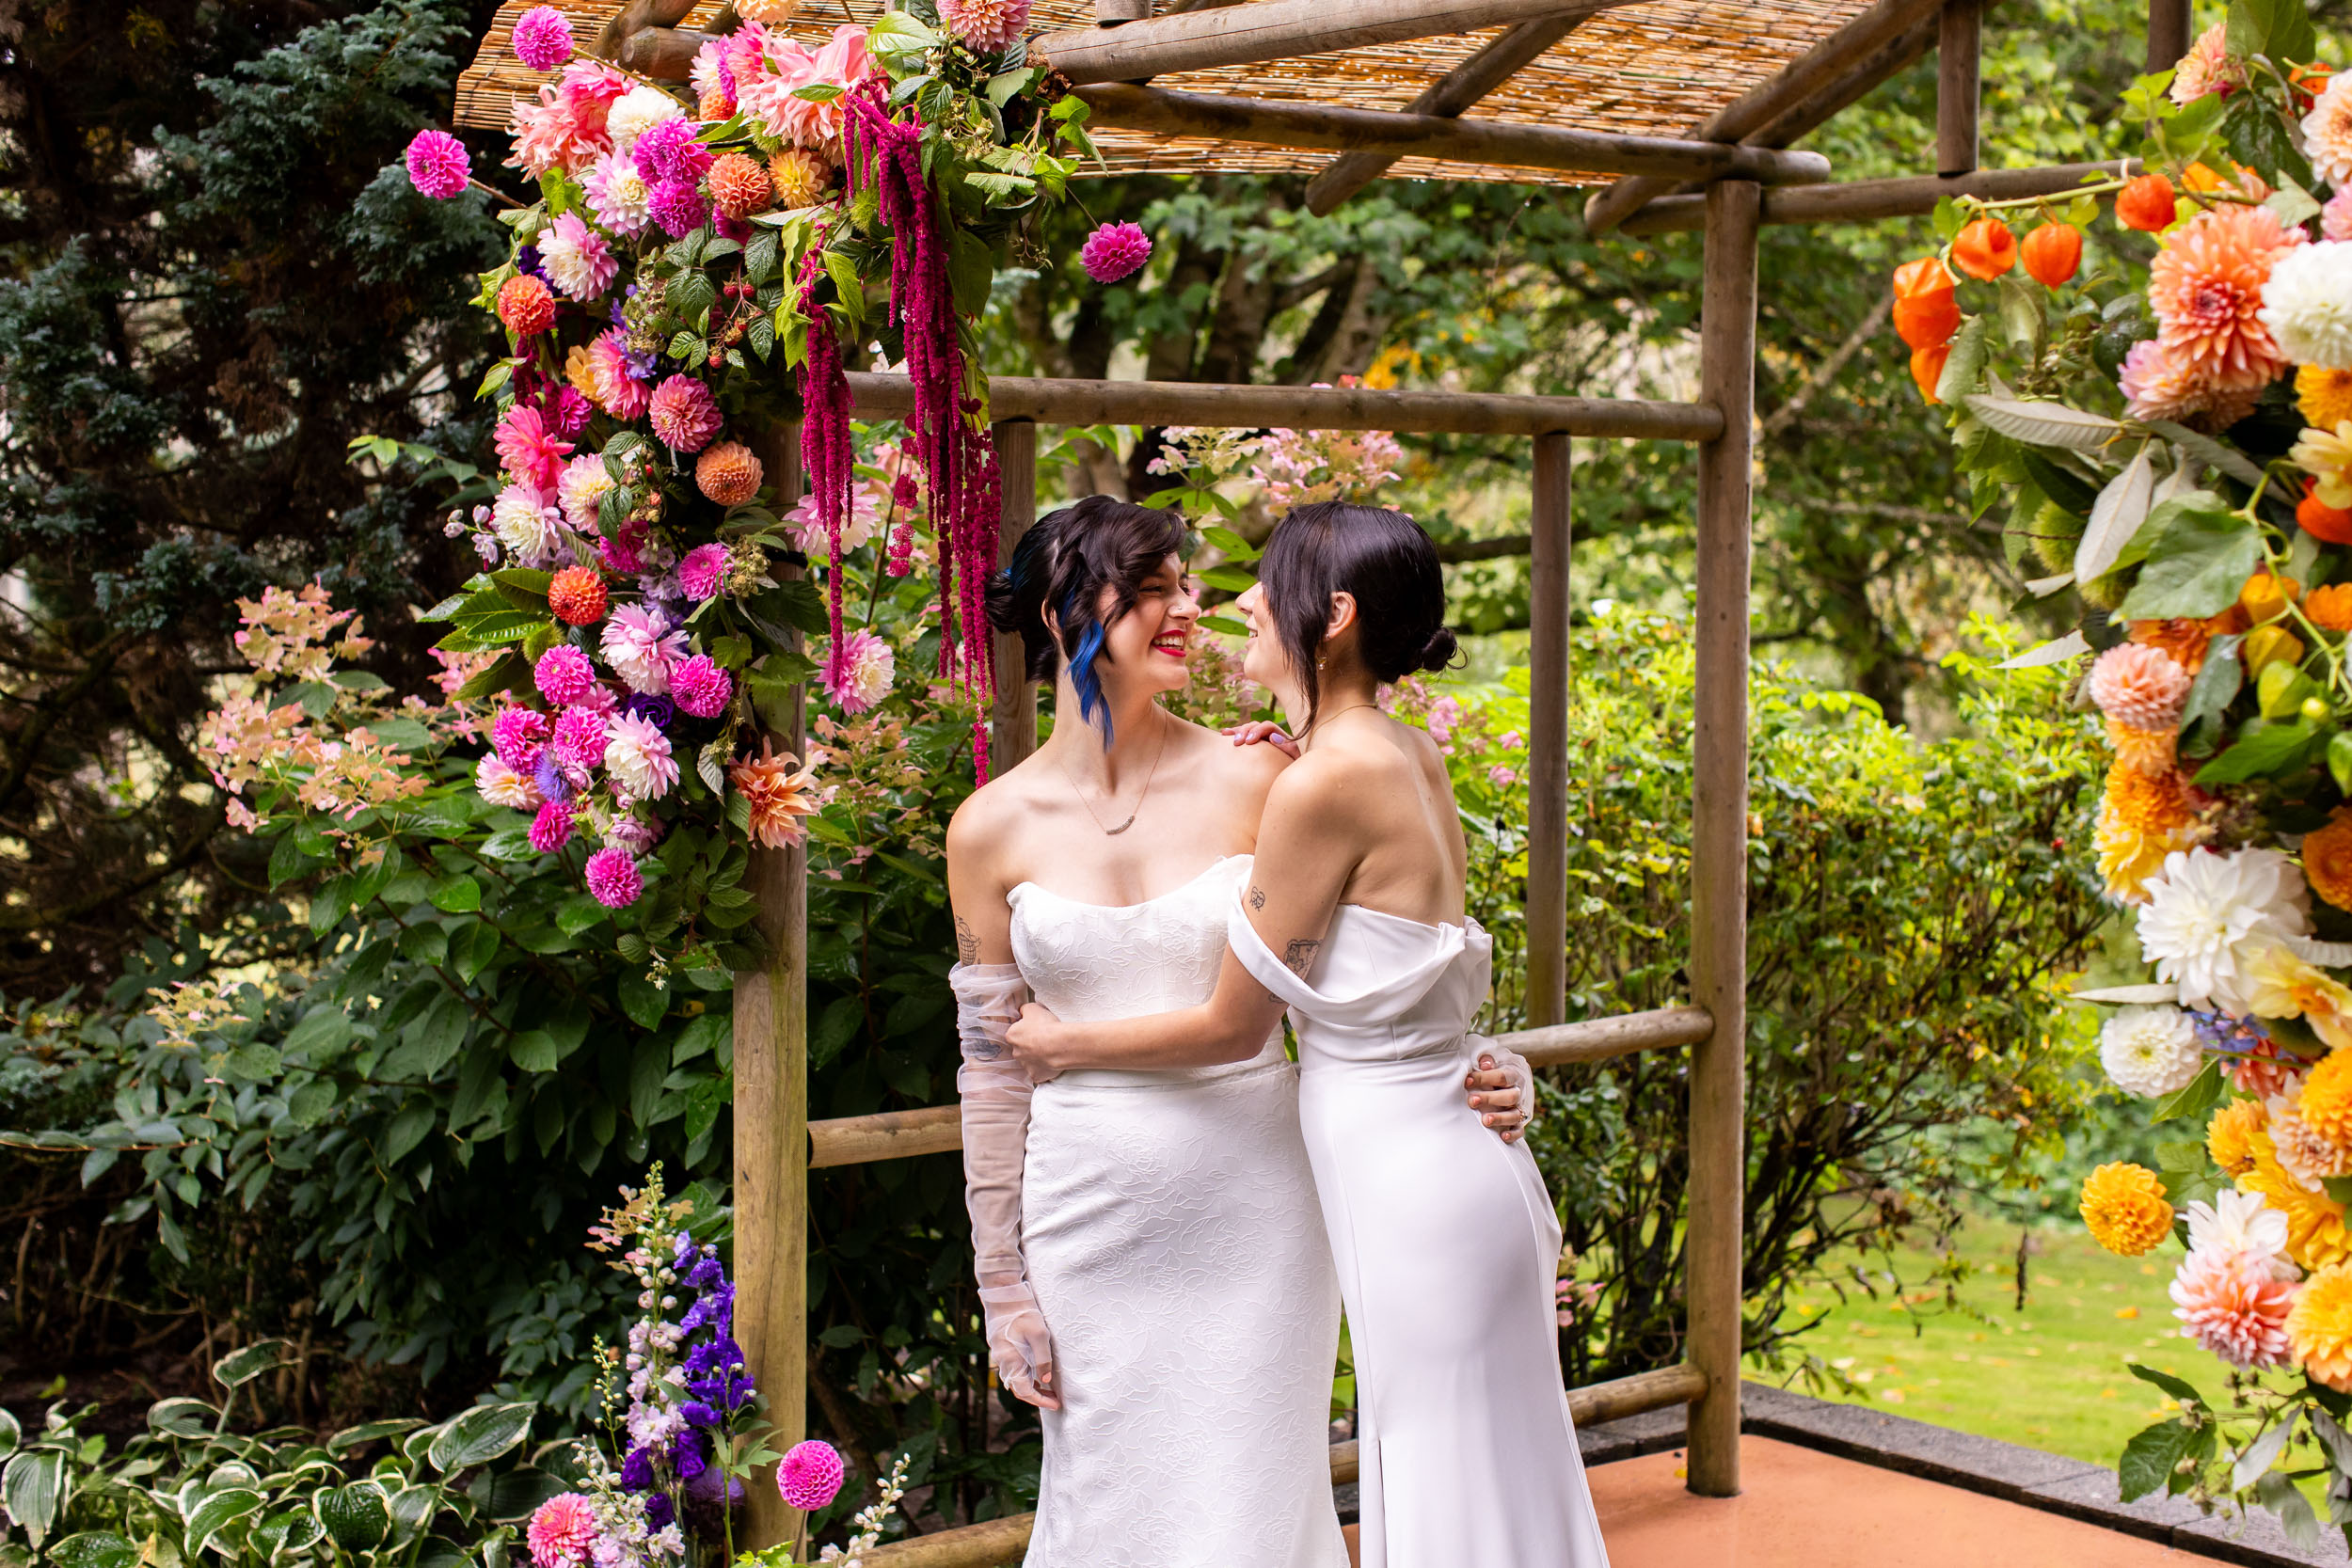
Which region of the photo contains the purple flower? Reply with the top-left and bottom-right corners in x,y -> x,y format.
586,847 -> 644,908
619,1446 -> 656,1492
512,5 -> 575,71
679,1400 -> 720,1430
1080,220 -> 1152,283
622,692 -> 675,731
671,1429 -> 707,1481
532,751 -> 575,804
643,1494 -> 674,1530
646,178 -> 713,240
405,129 -> 471,200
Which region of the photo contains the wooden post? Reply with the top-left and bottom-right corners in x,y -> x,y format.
992,420 -> 1041,773
1936,0 -> 1979,178
1687,180 -> 1756,1500
1097,0 -> 1152,19
1523,432 -> 1571,1030
736,422 -> 809,1550
2146,0 -> 2190,73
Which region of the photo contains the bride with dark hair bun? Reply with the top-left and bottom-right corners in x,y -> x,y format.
1007,501 -> 1609,1568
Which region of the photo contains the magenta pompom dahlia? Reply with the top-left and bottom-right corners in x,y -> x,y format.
512,6 -> 575,71
525,1493 -> 598,1568
1080,220 -> 1151,284
677,542 -> 730,601
646,178 -> 713,240
672,655 -> 733,719
584,847 -> 644,909
777,1439 -> 845,1512
535,643 -> 598,706
528,798 -> 576,854
549,706 -> 610,778
648,374 -> 723,453
492,707 -> 551,770
405,129 -> 471,200
632,119 -> 712,186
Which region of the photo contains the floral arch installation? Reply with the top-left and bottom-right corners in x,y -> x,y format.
409,0 -> 2203,1561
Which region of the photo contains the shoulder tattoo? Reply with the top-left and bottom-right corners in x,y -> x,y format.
955,915 -> 979,964
1281,938 -> 1321,977
1248,884 -> 1266,911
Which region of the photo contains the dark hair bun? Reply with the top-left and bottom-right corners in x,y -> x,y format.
1417,626 -> 1460,673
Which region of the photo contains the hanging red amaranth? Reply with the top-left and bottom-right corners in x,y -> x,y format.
795,248 -> 856,702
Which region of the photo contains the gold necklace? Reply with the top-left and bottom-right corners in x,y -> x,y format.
1307,702 -> 1381,742
1059,722 -> 1168,835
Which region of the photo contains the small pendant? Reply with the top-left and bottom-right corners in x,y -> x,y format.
1104,815 -> 1136,835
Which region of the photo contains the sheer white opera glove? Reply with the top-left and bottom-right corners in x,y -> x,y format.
1467,1036 -> 1538,1141
952,962 -> 1058,1408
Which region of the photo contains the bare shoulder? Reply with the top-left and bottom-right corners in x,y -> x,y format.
946,754 -> 1048,857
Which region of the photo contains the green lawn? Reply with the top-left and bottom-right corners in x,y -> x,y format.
1745,1215 -> 2201,1465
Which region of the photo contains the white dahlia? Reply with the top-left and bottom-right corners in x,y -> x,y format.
2261,241 -> 2352,371
490,483 -> 564,566
2137,847 -> 2313,1015
2184,1188 -> 2294,1272
604,84 -> 685,152
2100,1005 -> 2205,1097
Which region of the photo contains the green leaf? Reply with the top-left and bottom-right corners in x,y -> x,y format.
2178,633 -> 2244,754
947,226 -> 994,317
430,875 -> 483,913
2117,505 -> 2263,620
619,971 -> 670,1030
147,1398 -> 217,1437
1,1449 -> 63,1548
555,894 -> 609,936
2117,1418 -> 2197,1501
326,1418 -> 425,1457
2127,1360 -> 2204,1405
2150,1058 -> 2225,1125
213,1338 -> 294,1389
2229,0 -> 2316,65
381,1102 -> 434,1165
454,651 -> 530,703
508,1030 -> 560,1074
48,1532 -> 136,1568
427,1403 -> 535,1474
478,1468 -> 566,1524
1935,314 -> 1991,405
2195,720 -> 2322,785
1963,394 -> 2125,452
1199,564 -> 1258,593
2258,1468 -> 2322,1551
2017,453 -> 2097,516
0,1408 -> 15,1459
313,1483 -> 390,1552
184,1487 -> 264,1554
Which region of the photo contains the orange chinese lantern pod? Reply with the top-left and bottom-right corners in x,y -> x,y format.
1910,341 -> 1950,404
2294,63 -> 2332,114
2241,570 -> 2302,624
2300,477 -> 2352,546
1891,256 -> 1962,349
2182,162 -> 2227,194
1951,216 -> 2017,280
2117,173 -> 2177,232
2020,223 -> 2083,288
1893,256 -> 1956,299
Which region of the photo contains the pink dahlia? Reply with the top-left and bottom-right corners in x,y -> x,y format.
405,129 -> 471,199
601,603 -> 689,694
2170,1246 -> 2298,1369
2328,188 -> 2352,245
528,798 -> 576,854
585,846 -> 644,908
738,25 -> 870,150
1081,221 -> 1152,284
525,1493 -> 599,1568
2167,22 -> 2242,106
777,1439 -> 845,1512
602,711 -> 678,801
535,642 -> 598,707
492,707 -> 551,771
821,629 -> 895,715
648,374 -> 723,453
606,813 -> 665,854
512,6 -> 575,71
2089,642 -> 2192,732
557,452 -> 612,534
584,330 -> 651,420
940,0 -> 1031,52
547,386 -> 592,440
632,119 -> 712,187
599,527 -> 648,577
475,752 -> 542,812
583,150 -> 651,236
672,654 -> 733,719
2117,336 -> 2255,429
2150,202 -> 2304,392
691,38 -> 738,119
537,212 -> 616,303
549,705 -> 610,779
646,178 -> 712,240
495,403 -> 572,489
677,543 -> 730,601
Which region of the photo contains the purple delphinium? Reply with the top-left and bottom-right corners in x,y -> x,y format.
622,692 -> 675,731
2189,1009 -> 2269,1054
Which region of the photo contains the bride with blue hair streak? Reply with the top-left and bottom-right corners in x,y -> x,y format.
945,496 -> 1528,1566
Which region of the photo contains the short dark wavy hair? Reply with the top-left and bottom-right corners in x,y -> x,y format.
984,496 -> 1186,745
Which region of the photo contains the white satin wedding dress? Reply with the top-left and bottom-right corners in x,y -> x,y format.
1229,899 -> 1612,1568
1009,856 -> 1347,1568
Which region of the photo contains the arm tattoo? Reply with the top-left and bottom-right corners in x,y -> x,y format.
1281,938 -> 1321,977
955,915 -> 979,964
1248,885 -> 1266,911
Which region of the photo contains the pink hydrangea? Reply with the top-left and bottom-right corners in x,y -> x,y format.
777,1439 -> 845,1512
537,212 -> 615,302
525,1494 -> 599,1568
677,543 -> 729,600
549,705 -> 610,779
648,374 -> 723,453
1081,221 -> 1152,284
529,798 -> 576,854
512,6 -> 575,71
495,403 -> 573,489
672,655 -> 733,719
2171,1246 -> 2298,1369
405,129 -> 471,199
585,846 -> 644,908
492,707 -> 551,770
535,642 -> 597,706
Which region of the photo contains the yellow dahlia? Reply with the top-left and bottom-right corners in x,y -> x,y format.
2081,1162 -> 2175,1256
2300,365 -> 2352,430
2294,420 -> 2352,510
2210,1096 -> 2269,1176
2243,1148 -> 2352,1269
2302,1049 -> 2352,1151
564,342 -> 599,402
2244,944 -> 2352,1052
2290,1260 -> 2352,1391
769,148 -> 834,211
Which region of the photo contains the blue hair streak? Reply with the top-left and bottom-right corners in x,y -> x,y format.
1065,612 -> 1111,747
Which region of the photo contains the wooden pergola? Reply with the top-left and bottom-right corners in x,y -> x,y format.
453,0 -> 2192,1560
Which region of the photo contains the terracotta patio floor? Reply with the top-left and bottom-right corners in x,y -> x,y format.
1585,1435 -> 2211,1567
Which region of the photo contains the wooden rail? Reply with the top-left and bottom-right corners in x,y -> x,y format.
805,1007 -> 1711,1169
1618,161 -> 2132,236
844,372 -> 1723,442
1074,85 -> 1836,186
858,1366 -> 1705,1567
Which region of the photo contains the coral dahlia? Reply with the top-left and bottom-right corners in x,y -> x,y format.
2088,642 -> 2191,732
939,0 -> 1031,51
405,129 -> 471,200
2305,74 -> 2352,190
2302,1047 -> 2352,1153
2172,1245 -> 2298,1369
548,565 -> 610,626
526,1493 -> 599,1568
497,273 -> 558,338
729,740 -> 820,848
648,374 -> 723,453
2168,21 -> 2243,104
695,441 -> 764,506
2150,202 -> 2304,391
707,152 -> 773,218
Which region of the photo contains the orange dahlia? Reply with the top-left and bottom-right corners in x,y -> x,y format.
694,441 -> 764,506
548,565 -> 609,626
2243,1147 -> 2352,1269
2080,1162 -> 2174,1256
2130,618 -> 2212,675
2096,761 -> 2210,901
2289,1261 -> 2352,1391
2106,719 -> 2178,776
707,152 -> 772,219
2300,365 -> 2352,430
2308,810 -> 2352,915
2209,1097 -> 2268,1177
2149,203 -> 2304,391
2302,1047 -> 2352,1152
729,739 -> 821,848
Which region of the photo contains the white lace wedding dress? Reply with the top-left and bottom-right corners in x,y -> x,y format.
1228,899 -> 1612,1568
1009,856 -> 1347,1568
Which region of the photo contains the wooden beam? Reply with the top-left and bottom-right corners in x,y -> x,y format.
1302,14 -> 1590,215
1033,0 -> 1643,86
1098,0 -> 1153,21
1582,0 -> 1949,235
1617,162 -> 2129,235
846,372 -> 1723,442
809,1105 -> 961,1168
1573,1361 -> 1709,1425
1507,1005 -> 1712,1067
1076,84 -> 1835,186
2146,0 -> 2190,74
1523,431 -> 1570,1030
1936,0 -> 1981,178
1742,13 -> 1938,151
736,422 -> 809,1552
1686,177 -> 1757,1501
990,421 -> 1041,776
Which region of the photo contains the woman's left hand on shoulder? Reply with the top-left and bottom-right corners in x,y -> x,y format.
1006,1004 -> 1068,1082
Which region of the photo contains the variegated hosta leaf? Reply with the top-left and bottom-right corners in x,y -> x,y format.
1995,629 -> 2089,669
1964,393 -> 2126,451
2068,983 -> 2181,1004
698,740 -> 728,795
2289,937 -> 2352,970
2074,441 -> 2156,584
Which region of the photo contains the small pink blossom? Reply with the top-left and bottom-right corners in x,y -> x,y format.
526,1494 -> 599,1568
777,1439 -> 845,1511
1081,221 -> 1152,284
405,129 -> 470,199
585,847 -> 644,908
677,542 -> 729,600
